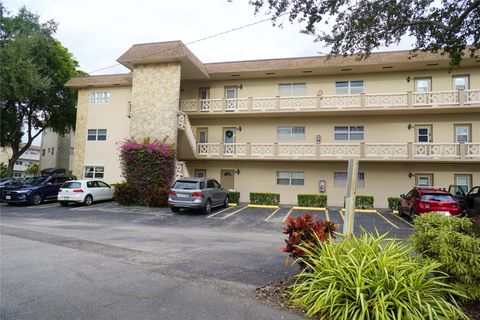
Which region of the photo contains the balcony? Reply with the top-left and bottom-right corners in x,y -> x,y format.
195,142 -> 480,161
179,89 -> 480,114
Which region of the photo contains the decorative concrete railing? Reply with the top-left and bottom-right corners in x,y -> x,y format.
179,89 -> 480,113
195,142 -> 480,160
177,111 -> 197,151
175,161 -> 189,180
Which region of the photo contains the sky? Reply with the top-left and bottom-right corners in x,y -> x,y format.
4,0 -> 415,75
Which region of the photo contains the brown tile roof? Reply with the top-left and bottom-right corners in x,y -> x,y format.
65,73 -> 132,88
204,50 -> 450,74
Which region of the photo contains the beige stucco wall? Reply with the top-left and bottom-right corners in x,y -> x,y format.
130,63 -> 181,144
181,67 -> 480,99
186,160 -> 480,207
40,129 -> 59,169
190,113 -> 480,144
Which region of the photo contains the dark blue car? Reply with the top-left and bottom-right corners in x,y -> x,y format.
2,175 -> 74,205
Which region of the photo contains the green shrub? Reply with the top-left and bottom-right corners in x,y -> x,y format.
249,192 -> 280,206
145,187 -> 169,207
291,231 -> 467,320
228,191 -> 240,204
282,213 -> 335,268
297,194 -> 327,208
355,195 -> 374,209
410,213 -> 480,300
113,183 -> 138,206
387,197 -> 401,211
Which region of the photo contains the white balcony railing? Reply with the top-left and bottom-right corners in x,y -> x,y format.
179,89 -> 480,113
194,142 -> 479,160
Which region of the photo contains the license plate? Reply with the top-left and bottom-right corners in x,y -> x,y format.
177,193 -> 189,198
434,211 -> 449,215
63,196 -> 70,200
5,195 -> 11,200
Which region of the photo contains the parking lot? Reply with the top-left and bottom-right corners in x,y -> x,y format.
0,201 -> 413,320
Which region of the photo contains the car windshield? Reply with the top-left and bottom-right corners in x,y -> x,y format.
62,182 -> 81,189
421,194 -> 454,202
26,177 -> 48,185
173,181 -> 200,190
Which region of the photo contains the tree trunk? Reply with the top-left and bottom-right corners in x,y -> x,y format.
7,156 -> 17,177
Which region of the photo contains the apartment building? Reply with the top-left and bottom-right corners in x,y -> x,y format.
66,41 -> 480,207
0,145 -> 41,177
39,128 -> 74,173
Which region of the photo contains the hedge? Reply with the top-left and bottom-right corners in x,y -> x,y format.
228,191 -> 240,204
297,194 -> 327,208
355,195 -> 374,209
387,197 -> 401,211
250,192 -> 280,206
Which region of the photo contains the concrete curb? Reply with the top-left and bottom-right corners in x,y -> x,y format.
247,204 -> 279,209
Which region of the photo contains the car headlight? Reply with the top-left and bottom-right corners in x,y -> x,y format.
15,190 -> 28,193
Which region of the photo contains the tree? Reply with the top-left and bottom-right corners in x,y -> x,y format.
0,163 -> 7,178
251,0 -> 480,66
0,3 -> 83,177
24,163 -> 40,176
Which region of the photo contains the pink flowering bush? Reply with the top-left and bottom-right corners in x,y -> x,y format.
117,138 -> 176,206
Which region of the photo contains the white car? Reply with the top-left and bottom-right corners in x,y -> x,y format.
58,180 -> 114,206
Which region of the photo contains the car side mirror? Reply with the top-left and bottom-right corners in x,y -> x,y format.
400,194 -> 405,199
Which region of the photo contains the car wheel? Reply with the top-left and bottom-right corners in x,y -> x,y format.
171,207 -> 180,213
84,195 -> 93,206
60,201 -> 69,206
223,195 -> 229,208
397,204 -> 403,216
202,199 -> 212,214
409,208 -> 416,221
30,193 -> 42,206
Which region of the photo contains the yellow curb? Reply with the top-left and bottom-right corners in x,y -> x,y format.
392,210 -> 399,214
247,204 -> 280,209
292,206 -> 327,211
228,203 -> 238,207
340,208 -> 378,213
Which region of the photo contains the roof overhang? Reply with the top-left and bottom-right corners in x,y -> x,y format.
65,73 -> 133,88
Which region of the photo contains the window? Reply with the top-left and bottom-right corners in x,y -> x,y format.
84,166 -> 104,179
334,126 -> 364,141
278,83 -> 306,96
335,81 -> 363,95
455,124 -> 471,143
416,174 -> 433,187
334,172 -> 365,188
47,148 -> 50,154
15,161 -> 22,165
197,128 -> 208,143
452,75 -> 469,90
90,92 -> 110,104
97,181 -> 110,188
277,126 -> 305,141
415,78 -> 431,92
277,171 -> 304,186
199,88 -> 210,99
207,179 -> 221,188
42,149 -> 45,156
415,126 -> 432,143
195,169 -> 207,178
87,129 -> 107,141
51,147 -> 54,155
13,172 -> 22,177
455,175 -> 471,193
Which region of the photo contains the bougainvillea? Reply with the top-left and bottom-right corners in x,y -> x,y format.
283,213 -> 336,268
118,138 -> 176,206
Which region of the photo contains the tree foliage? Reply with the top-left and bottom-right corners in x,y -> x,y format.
24,162 -> 40,176
0,3 -> 83,176
251,0 -> 480,66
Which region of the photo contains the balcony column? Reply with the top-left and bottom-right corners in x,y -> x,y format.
222,98 -> 226,112
407,142 -> 413,159
248,97 -> 253,112
458,89 -> 465,107
360,93 -> 366,108
407,91 -> 413,108
275,96 -> 280,110
360,142 -> 366,158
459,142 -> 466,159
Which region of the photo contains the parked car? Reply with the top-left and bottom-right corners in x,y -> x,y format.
58,180 -> 114,206
398,187 -> 462,218
2,172 -> 74,205
168,177 -> 228,214
0,178 -> 22,202
449,185 -> 480,215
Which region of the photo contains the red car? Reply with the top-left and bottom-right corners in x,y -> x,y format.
399,187 -> 462,219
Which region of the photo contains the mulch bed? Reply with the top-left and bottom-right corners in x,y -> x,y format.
254,276 -> 480,320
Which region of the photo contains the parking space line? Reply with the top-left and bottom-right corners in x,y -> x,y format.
281,207 -> 294,223
27,203 -> 59,209
217,205 -> 248,220
325,208 -> 330,221
206,206 -> 234,219
338,209 -> 344,220
264,207 -> 281,222
387,212 -> 414,228
373,211 -> 399,229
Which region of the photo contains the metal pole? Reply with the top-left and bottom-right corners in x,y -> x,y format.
343,159 -> 359,236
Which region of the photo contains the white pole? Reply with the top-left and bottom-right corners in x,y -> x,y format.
343,159 -> 359,236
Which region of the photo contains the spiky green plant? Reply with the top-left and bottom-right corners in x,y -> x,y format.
290,232 -> 468,320
410,213 -> 480,300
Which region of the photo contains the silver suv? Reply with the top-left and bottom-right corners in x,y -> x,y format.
168,177 -> 229,214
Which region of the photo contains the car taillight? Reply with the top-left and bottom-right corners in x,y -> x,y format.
191,192 -> 204,198
168,191 -> 176,196
419,201 -> 430,208
73,189 -> 84,193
